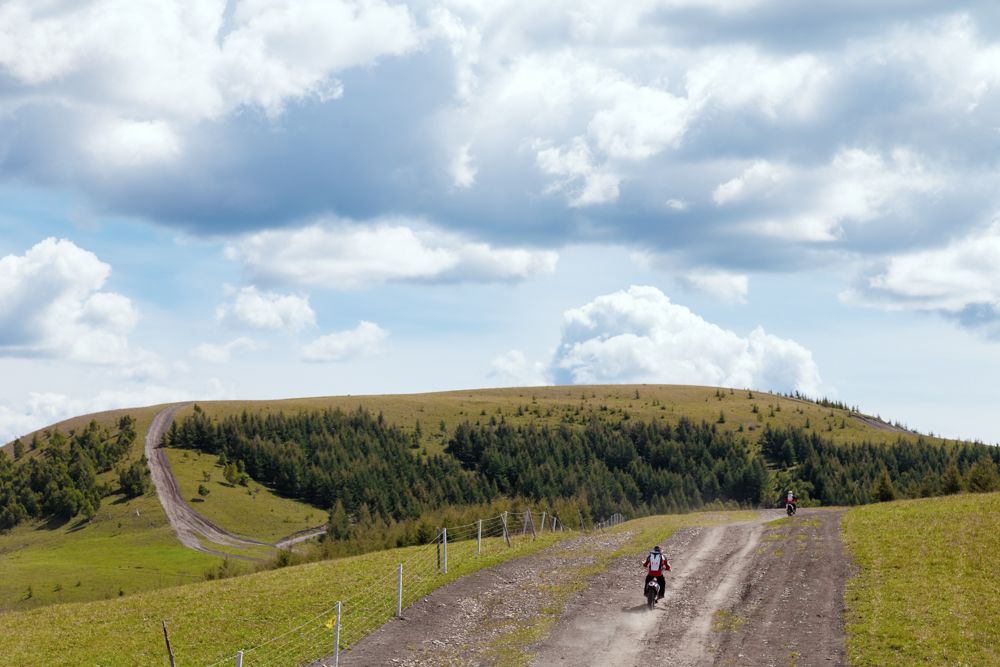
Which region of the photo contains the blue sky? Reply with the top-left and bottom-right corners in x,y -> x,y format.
2,0 -> 1000,443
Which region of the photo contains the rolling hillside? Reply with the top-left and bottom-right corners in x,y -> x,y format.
0,384 -> 987,614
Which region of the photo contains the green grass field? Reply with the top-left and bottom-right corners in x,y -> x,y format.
166,448 -> 324,544
0,407 -> 226,611
843,492 -> 1000,666
0,507 -> 759,667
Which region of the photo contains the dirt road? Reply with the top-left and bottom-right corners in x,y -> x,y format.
336,509 -> 848,666
145,405 -> 274,559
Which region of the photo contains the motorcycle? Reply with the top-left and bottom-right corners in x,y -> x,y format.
643,577 -> 661,610
786,502 -> 797,516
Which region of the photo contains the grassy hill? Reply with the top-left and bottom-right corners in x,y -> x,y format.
0,384 -> 953,613
843,491 -> 1000,666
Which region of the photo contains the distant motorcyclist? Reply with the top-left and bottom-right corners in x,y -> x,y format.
784,490 -> 798,514
642,545 -> 669,600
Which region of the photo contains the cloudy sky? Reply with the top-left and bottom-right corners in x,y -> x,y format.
2,0 -> 1000,443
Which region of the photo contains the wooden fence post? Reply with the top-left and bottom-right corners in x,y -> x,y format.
162,621 -> 175,667
501,511 -> 511,547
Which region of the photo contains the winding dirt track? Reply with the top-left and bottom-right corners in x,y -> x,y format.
144,405 -> 326,559
336,509 -> 848,666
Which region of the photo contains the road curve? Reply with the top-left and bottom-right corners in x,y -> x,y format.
145,404 -> 275,560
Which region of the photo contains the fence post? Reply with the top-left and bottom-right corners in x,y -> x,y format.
540,511 -> 546,534
236,650 -> 243,667
501,511 -> 511,548
334,601 -> 342,667
437,529 -> 442,571
162,621 -> 175,667
522,511 -> 528,536
443,527 -> 448,574
527,511 -> 537,539
477,519 -> 482,556
397,563 -> 403,618
552,515 -> 557,532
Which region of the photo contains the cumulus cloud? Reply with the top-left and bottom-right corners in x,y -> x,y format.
0,238 -> 145,365
678,270 -> 749,304
535,137 -> 621,207
301,321 -> 388,362
192,337 -> 259,364
489,350 -> 550,387
0,0 -> 418,120
550,285 -> 821,395
715,148 -> 944,242
217,287 -> 316,332
226,219 -> 559,289
844,221 -> 1000,332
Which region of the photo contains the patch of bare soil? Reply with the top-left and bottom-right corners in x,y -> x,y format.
712,509 -> 849,667
325,531 -> 636,666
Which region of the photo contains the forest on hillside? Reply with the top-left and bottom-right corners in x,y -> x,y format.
4,405 -> 999,535
165,406 -> 1000,526
0,417 -> 146,530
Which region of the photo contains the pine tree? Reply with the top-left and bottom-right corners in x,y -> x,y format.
941,462 -> 963,495
874,469 -> 896,502
965,458 -> 1000,493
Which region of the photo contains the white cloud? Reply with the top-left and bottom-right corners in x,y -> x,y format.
550,285 -> 821,395
844,221 -> 1000,318
226,219 -> 558,289
0,238 -> 146,365
713,160 -> 785,205
302,321 -> 387,362
535,137 -> 621,207
451,143 -> 477,188
716,148 -> 944,242
489,350 -> 549,387
665,199 -> 689,211
0,0 -> 419,176
217,286 -> 316,332
193,337 -> 259,364
678,270 -> 749,304
83,118 -> 182,169
0,0 -> 418,119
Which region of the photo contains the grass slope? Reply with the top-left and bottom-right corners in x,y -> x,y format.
166,448 -> 323,543
0,509 -> 757,667
0,407 -> 225,611
843,492 -> 1000,666
0,385 -> 931,614
176,384 -> 928,458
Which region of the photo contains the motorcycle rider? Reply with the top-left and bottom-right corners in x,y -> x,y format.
642,545 -> 669,600
785,490 -> 798,513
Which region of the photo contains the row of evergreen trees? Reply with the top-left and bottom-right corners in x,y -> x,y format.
0,417 -> 144,530
165,406 -> 1000,530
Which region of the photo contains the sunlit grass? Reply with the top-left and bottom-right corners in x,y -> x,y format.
843,492 -> 1000,666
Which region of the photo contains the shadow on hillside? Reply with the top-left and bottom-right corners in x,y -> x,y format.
35,515 -> 71,531
621,603 -> 657,614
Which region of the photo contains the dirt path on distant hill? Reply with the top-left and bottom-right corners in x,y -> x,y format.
146,405 -> 328,558
145,404 -> 311,560
328,509 -> 848,666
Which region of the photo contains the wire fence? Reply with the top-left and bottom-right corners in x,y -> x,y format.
198,507 -> 624,667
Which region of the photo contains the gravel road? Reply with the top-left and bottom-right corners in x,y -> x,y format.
330,509 -> 849,666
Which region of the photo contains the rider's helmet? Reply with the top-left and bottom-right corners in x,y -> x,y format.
652,545 -> 661,553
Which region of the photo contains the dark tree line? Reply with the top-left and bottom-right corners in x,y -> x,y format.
0,416 -> 141,530
760,425 -> 1000,504
164,406 -> 1000,535
166,406 -> 493,523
